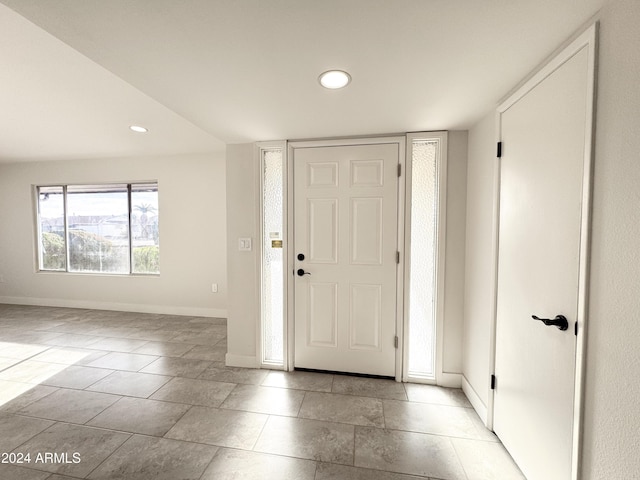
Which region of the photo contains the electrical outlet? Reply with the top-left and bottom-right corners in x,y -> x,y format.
211,283 -> 218,293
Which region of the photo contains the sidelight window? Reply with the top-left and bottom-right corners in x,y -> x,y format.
405,133 -> 447,381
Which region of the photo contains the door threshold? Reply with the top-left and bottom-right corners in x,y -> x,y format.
294,367 -> 394,380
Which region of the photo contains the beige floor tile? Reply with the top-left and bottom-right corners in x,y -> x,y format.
41,365 -> 114,389
0,356 -> 21,372
0,413 -> 54,452
198,364 -> 269,385
332,376 -> 407,400
354,426 -> 466,479
29,347 -> 108,366
87,370 -> 171,398
254,416 -> 355,465
262,370 -> 334,392
18,388 -> 120,424
404,384 -> 472,408
0,464 -> 51,480
316,463 -> 427,480
465,408 -> 500,442
1,331 -> 64,344
0,360 -> 72,384
87,396 -> 190,436
220,384 -> 305,416
0,382 -> 58,413
170,332 -> 226,345
86,337 -> 150,353
16,423 -> 130,477
86,352 -> 159,372
42,333 -> 103,348
126,329 -> 182,342
132,341 -> 196,357
88,435 -> 218,480
299,391 -> 385,427
201,448 -> 317,480
140,357 -> 212,378
165,406 -> 267,449
383,400 -> 480,439
150,377 -> 236,407
451,437 -> 526,480
0,305 -> 524,480
181,344 -> 226,362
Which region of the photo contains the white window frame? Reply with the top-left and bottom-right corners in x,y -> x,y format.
255,141 -> 288,369
34,182 -> 159,276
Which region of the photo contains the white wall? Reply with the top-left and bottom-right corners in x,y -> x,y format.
0,153 -> 227,317
461,1 -> 640,476
442,131 -> 468,375
225,143 -> 259,366
461,112 -> 495,415
581,0 -> 640,477
226,135 -> 468,376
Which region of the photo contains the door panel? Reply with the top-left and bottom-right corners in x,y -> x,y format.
351,197 -> 383,265
349,283 -> 382,350
494,46 -> 589,480
293,142 -> 399,376
308,199 -> 338,263
308,282 -> 338,347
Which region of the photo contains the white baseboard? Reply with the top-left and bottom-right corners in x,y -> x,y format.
225,353 -> 258,368
462,375 -> 489,425
438,372 -> 462,388
0,296 -> 227,318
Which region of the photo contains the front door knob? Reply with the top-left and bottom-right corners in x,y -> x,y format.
297,269 -> 311,277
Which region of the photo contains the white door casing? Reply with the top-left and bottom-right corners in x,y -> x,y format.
291,141 -> 400,376
492,26 -> 596,480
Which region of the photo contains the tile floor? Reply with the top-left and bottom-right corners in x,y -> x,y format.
0,304 -> 526,480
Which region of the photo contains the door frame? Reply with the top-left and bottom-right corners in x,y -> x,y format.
286,136 -> 407,380
488,23 -> 597,480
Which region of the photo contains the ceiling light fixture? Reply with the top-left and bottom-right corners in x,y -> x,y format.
319,70 -> 351,89
129,125 -> 148,133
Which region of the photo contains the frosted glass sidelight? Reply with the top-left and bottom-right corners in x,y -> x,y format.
262,149 -> 284,365
408,140 -> 438,378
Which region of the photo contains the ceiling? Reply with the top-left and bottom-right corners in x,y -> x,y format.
0,0 -> 605,163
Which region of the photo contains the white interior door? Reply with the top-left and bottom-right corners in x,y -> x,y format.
293,142 -> 399,376
493,40 -> 593,480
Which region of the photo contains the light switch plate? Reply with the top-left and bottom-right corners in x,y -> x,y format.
238,237 -> 252,251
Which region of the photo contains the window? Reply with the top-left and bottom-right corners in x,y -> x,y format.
259,145 -> 285,367
37,183 -> 159,275
405,133 -> 447,381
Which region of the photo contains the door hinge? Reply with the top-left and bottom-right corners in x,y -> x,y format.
497,141 -> 503,158
491,374 -> 497,390
575,321 -> 578,336
397,164 -> 402,177
396,251 -> 400,264
394,335 -> 399,348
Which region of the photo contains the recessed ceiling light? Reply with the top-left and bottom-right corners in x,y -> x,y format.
319,70 -> 351,89
129,125 -> 148,133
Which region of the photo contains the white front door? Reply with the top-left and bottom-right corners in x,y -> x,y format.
493,37 -> 594,480
292,141 -> 400,376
